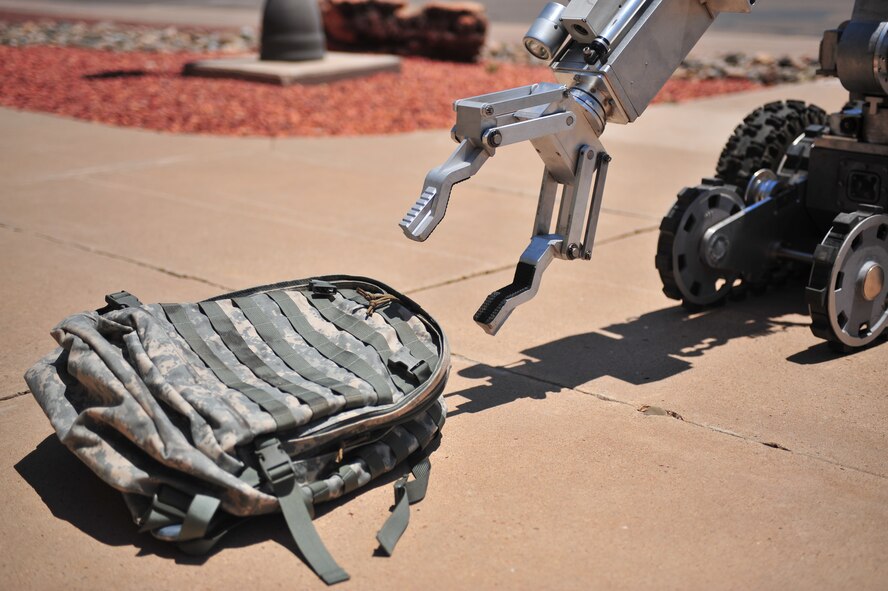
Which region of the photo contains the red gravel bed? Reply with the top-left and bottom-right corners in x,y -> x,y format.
0,46 -> 761,137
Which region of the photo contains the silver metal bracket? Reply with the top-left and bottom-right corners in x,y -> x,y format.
400,80 -> 612,334
474,148 -> 612,334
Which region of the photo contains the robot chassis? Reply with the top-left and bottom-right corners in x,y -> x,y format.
400,0 -> 888,352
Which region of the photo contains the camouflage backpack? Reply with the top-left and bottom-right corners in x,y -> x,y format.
25,276 -> 449,585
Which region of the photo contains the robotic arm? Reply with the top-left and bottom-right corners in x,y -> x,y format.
400,0 -> 756,334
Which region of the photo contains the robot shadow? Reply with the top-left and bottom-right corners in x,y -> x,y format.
448,283 -> 817,417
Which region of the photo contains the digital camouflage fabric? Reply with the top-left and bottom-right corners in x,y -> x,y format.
25,276 -> 449,585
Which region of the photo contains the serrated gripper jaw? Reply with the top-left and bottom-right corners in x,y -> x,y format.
473,235 -> 561,335
400,186 -> 441,242
399,139 -> 492,243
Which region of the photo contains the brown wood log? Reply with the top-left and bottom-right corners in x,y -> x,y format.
319,0 -> 487,62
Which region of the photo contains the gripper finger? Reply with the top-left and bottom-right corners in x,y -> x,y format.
473,235 -> 561,335
400,140 -> 491,242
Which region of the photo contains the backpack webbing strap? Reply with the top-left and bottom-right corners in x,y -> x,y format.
232,296 -> 367,408
378,305 -> 438,382
179,494 -> 222,542
256,438 -> 350,586
198,301 -> 331,418
308,480 -> 332,503
305,293 -> 420,394
162,304 -> 300,432
139,486 -> 244,556
140,486 -> 221,542
267,291 -> 396,406
374,403 -> 444,555
341,290 -> 437,384
337,465 -> 360,495
376,456 -> 432,556
177,523 -> 236,555
382,428 -> 413,463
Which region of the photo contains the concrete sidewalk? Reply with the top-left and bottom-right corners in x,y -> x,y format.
2,78 -> 887,590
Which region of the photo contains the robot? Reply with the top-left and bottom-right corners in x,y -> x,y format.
400,0 -> 888,352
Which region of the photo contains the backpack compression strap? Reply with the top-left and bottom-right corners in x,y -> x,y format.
256,438 -> 350,585
375,456 -> 432,555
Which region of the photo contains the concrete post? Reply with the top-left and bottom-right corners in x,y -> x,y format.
260,0 -> 327,62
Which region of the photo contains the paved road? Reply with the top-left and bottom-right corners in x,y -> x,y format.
32,0 -> 856,36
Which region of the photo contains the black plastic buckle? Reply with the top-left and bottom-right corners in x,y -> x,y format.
387,351 -> 432,382
256,440 -> 295,487
97,290 -> 143,313
308,280 -> 338,296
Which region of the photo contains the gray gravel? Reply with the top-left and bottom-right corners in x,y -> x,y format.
1,18 -> 820,84
675,53 -> 820,85
482,41 -> 820,85
0,18 -> 257,53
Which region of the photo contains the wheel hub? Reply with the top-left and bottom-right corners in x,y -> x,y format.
669,187 -> 744,306
821,213 -> 888,347
860,262 -> 885,302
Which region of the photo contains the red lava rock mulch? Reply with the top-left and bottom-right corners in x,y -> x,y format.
0,46 -> 761,137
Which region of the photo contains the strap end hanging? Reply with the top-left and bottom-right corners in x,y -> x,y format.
375,458 -> 432,557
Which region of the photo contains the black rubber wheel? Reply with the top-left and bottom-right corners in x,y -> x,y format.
806,211 -> 888,351
715,100 -> 828,190
656,181 -> 744,310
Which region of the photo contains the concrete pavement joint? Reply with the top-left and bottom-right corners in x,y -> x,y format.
85,177 -> 486,265
11,143 -> 272,187
407,264 -> 516,296
594,224 -> 661,244
599,207 -> 662,221
470,182 -> 665,221
451,352 -> 630,407
407,225 -> 660,295
451,352 -> 888,481
0,389 -> 30,402
0,221 -> 233,290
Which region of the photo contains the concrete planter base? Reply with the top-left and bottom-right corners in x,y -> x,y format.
184,52 -> 401,85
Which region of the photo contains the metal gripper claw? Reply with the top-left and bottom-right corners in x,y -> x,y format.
473,149 -> 610,334
400,140 -> 491,242
400,80 -> 612,333
399,0 -> 758,334
473,236 -> 562,335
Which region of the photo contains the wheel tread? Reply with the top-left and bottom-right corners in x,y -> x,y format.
715,100 -> 828,189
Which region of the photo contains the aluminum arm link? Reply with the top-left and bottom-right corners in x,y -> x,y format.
400,0 -> 756,333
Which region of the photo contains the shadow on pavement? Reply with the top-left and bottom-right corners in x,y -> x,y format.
15,432 -> 438,566
14,435 -> 180,557
447,283 -> 819,417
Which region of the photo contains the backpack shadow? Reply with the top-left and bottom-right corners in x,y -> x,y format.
15,431 -> 439,566
14,435 -> 182,559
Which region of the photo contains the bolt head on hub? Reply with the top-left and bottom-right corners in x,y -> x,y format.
860,262 -> 885,302
705,235 -> 730,267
